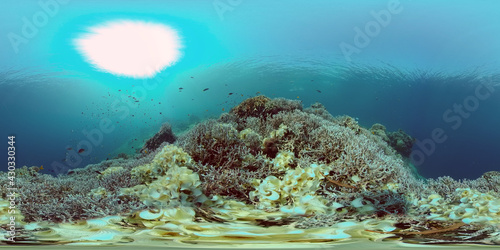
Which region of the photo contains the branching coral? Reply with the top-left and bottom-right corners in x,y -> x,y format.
13,166 -> 144,223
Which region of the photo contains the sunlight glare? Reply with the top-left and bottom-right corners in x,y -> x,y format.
74,20 -> 182,78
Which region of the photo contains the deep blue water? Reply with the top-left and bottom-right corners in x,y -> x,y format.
1,0 -> 500,179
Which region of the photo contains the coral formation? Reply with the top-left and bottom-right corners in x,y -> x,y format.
370,123 -> 415,157
387,129 -> 416,157
141,122 -> 176,153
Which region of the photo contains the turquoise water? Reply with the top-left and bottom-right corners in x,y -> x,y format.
1,1 -> 500,184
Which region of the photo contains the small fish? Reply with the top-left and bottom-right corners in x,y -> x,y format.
203,88 -> 209,91
95,171 -> 103,175
190,76 -> 194,78
40,165 -> 43,170
316,90 -> 321,93
228,92 -> 233,95
256,91 -> 261,95
179,87 -> 183,90
118,90 -> 121,91
144,149 -> 148,154
222,108 -> 225,111
78,148 -> 85,153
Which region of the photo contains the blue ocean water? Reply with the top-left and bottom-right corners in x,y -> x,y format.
1,0 -> 500,180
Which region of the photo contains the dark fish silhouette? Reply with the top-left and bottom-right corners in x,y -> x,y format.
316,90 -> 321,93
203,88 -> 209,91
78,149 -> 85,153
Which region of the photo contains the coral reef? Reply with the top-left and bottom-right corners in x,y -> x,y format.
1,96 -> 499,246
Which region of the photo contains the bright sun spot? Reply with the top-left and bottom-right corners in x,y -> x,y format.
74,20 -> 182,78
